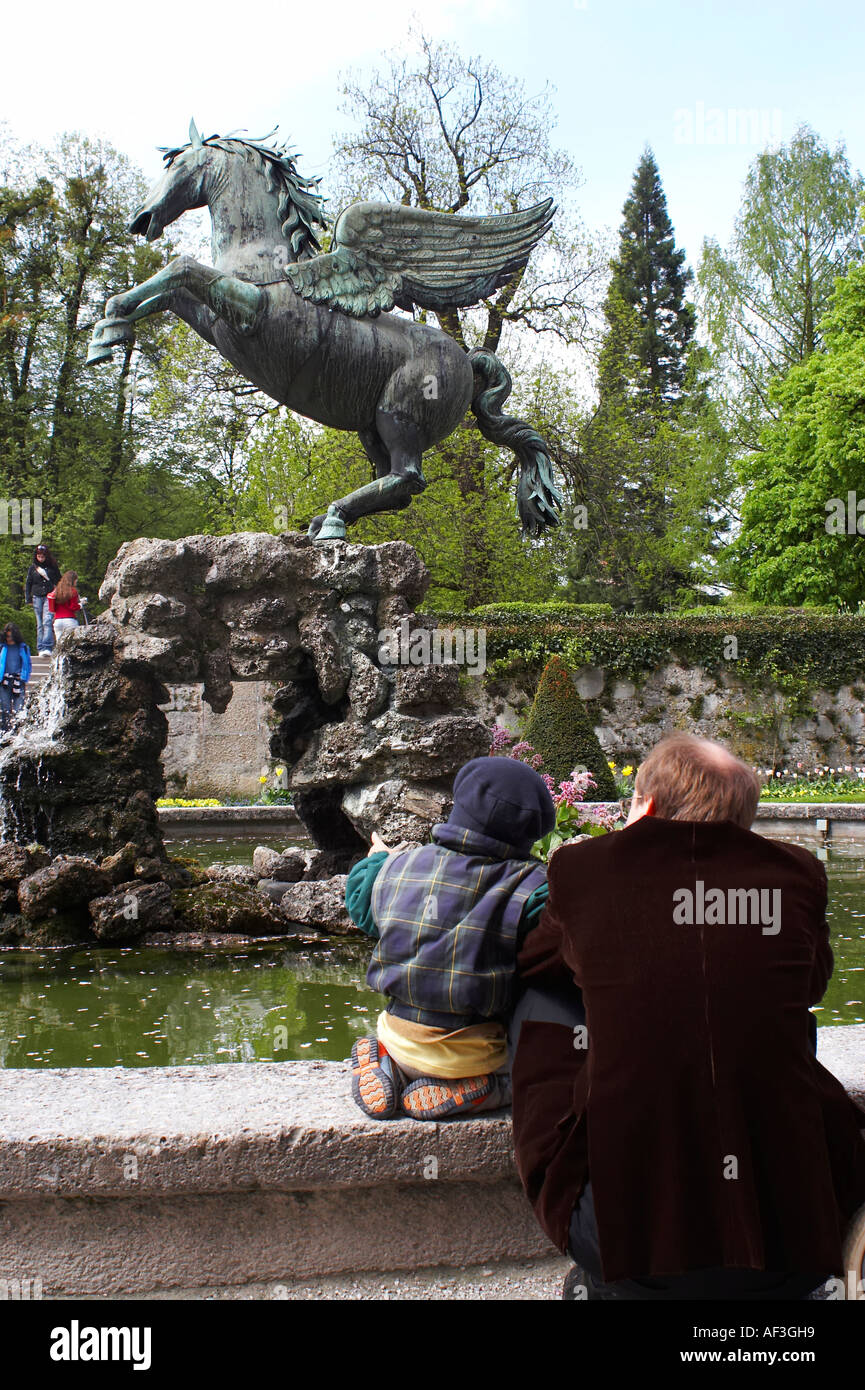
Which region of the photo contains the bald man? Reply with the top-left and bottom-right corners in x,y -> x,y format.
510,733 -> 865,1300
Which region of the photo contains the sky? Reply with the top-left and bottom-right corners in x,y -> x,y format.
3,0 -> 864,272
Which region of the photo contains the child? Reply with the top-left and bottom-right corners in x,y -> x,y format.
347,755 -> 554,1121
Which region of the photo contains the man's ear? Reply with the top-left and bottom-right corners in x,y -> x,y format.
643,794 -> 656,817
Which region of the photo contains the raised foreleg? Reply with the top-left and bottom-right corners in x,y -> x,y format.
87,256 -> 264,365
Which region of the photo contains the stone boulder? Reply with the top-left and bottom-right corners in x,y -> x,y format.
251,846 -> 306,882
89,881 -> 174,942
204,863 -> 258,886
301,848 -> 357,881
341,780 -> 452,846
264,875 -> 353,934
172,882 -> 288,935
0,842 -> 50,887
18,855 -> 111,920
0,910 -> 96,946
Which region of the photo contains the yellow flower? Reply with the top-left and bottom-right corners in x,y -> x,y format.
259,774 -> 268,784
274,766 -> 285,777
622,765 -> 634,777
607,760 -> 616,771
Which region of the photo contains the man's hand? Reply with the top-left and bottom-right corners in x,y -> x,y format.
369,830 -> 409,856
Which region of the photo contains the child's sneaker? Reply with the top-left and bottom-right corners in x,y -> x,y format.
400,1072 -> 511,1120
350,1036 -> 402,1119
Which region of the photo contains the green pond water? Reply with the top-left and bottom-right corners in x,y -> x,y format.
0,834 -> 862,1068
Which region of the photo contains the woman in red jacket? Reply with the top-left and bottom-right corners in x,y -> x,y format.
48,571 -> 82,637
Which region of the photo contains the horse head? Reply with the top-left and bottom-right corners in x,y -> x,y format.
128,121 -> 328,281
129,119 -> 213,241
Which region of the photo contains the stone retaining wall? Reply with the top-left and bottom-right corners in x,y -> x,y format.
0,1030 -> 862,1297
161,682 -> 275,799
160,667 -> 865,800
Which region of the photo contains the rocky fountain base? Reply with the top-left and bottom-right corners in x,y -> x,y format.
0,533 -> 489,944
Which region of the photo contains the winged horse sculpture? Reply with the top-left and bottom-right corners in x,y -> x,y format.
88,121 -> 561,541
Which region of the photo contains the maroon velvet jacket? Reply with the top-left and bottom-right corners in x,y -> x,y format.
512,816 -> 865,1281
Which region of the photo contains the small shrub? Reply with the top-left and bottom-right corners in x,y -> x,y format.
522,655 -> 618,799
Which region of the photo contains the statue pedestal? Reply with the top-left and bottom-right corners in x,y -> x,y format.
33,531 -> 488,863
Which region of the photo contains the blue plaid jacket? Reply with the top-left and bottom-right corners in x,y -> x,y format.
350,822 -> 548,1025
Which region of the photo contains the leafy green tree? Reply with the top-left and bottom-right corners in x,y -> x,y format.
733,262 -> 865,607
699,125 -> 863,454
0,131 -> 226,615
551,154 -> 728,610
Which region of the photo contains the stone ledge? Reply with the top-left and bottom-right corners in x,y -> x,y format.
755,802 -> 865,821
158,806 -> 301,825
0,1059 -> 517,1199
0,1032 -> 861,1295
0,1028 -> 861,1200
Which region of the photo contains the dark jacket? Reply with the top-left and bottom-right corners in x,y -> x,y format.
346,827 -> 549,1027
25,561 -> 61,602
512,815 -> 865,1280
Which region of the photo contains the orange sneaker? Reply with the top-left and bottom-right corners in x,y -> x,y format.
350,1035 -> 401,1119
400,1073 -> 510,1121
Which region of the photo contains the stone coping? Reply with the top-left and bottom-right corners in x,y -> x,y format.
0,1027 -> 861,1201
157,801 -> 865,826
755,802 -> 865,821
159,805 -> 301,825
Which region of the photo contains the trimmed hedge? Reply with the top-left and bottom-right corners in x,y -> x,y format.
430,609 -> 865,696
462,601 -> 615,623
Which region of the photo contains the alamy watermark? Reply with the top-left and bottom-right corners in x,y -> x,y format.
673,880 -> 781,935
0,497 -> 42,544
674,103 -> 783,147
378,617 -> 486,677
825,491 -> 865,535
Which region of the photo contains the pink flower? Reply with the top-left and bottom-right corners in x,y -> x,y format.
489,725 -> 515,755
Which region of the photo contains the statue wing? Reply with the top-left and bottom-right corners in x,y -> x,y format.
283,198 -> 555,319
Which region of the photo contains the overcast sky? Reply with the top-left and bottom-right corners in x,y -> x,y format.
3,0 -> 864,272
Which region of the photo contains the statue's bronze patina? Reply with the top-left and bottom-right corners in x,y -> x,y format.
88,122 -> 560,541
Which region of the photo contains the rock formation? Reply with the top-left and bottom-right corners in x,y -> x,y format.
0,533 -> 490,939
96,531 -> 488,855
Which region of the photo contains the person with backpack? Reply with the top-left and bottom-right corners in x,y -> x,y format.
0,622 -> 32,732
24,544 -> 61,652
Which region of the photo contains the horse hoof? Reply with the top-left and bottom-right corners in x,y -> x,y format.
313,511 -> 347,542
307,514 -> 325,539
88,317 -> 134,366
86,341 -> 115,366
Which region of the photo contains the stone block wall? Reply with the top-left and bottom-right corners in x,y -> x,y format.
160,662 -> 865,799
161,682 -> 275,798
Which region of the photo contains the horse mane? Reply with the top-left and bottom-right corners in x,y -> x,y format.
158,130 -> 328,262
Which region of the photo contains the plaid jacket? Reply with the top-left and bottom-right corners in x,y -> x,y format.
368,822 -> 548,1024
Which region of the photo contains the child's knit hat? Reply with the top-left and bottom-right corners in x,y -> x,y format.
447,756 -> 555,854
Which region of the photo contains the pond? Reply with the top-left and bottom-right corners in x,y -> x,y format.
0,834 -> 862,1068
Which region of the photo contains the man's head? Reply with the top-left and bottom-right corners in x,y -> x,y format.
448,755 -> 556,854
626,733 -> 762,829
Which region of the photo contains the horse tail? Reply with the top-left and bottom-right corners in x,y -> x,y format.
467,348 -> 562,535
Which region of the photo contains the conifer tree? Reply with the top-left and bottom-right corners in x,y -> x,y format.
607,147 -> 695,409
522,656 -> 618,799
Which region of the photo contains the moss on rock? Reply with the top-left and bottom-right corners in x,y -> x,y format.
172,882 -> 287,935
